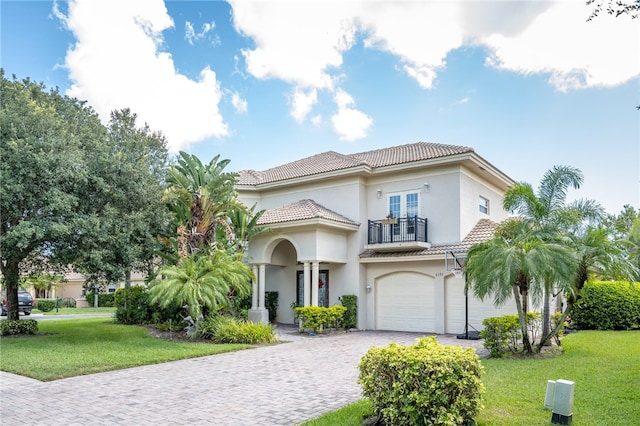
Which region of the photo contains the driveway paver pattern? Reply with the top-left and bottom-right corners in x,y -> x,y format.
0,326 -> 486,425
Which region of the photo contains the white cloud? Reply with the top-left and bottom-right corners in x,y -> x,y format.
480,1 -> 639,91
185,20 -> 217,46
230,91 -> 248,114
61,0 -> 228,152
331,89 -> 373,141
229,0 -> 359,89
310,114 -> 322,126
230,1 -> 638,95
290,87 -> 318,123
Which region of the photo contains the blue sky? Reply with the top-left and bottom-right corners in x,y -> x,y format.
1,0 -> 638,214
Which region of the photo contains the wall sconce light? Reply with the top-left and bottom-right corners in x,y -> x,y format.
366,284 -> 372,292
376,189 -> 382,199
423,182 -> 430,192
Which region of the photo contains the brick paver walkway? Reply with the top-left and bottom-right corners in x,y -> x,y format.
0,326 -> 485,425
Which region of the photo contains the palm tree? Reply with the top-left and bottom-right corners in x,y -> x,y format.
541,226 -> 640,349
503,165 -> 604,338
465,219 -> 577,354
149,251 -> 253,325
161,151 -> 245,259
227,203 -> 269,255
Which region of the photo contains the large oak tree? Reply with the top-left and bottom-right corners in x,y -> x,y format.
0,71 -> 169,319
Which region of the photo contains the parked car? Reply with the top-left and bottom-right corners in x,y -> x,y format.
1,289 -> 35,316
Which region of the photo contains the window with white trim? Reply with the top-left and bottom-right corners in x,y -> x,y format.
479,196 -> 489,215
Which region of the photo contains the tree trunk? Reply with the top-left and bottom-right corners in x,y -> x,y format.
542,283 -> 551,345
512,285 -> 533,354
1,258 -> 21,321
125,269 -> 131,289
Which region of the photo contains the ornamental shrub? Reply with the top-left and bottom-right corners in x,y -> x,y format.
480,314 -> 521,357
294,305 -> 347,333
0,319 -> 38,336
85,291 -> 116,307
36,299 -> 56,312
340,294 -> 357,329
114,286 -> 152,324
571,281 -> 640,330
265,291 -> 278,322
199,315 -> 276,344
358,336 -> 484,426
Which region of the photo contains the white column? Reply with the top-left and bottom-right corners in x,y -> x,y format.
258,264 -> 266,309
303,261 -> 311,307
251,265 -> 258,309
311,261 -> 320,306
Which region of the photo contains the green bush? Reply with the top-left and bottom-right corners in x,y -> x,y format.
480,314 -> 521,357
35,299 -> 56,312
340,294 -> 357,329
358,336 -> 484,426
199,315 -> 276,344
571,281 -> 640,330
265,291 -> 278,322
294,305 -> 346,333
114,286 -> 152,324
85,291 -> 116,307
0,319 -> 39,336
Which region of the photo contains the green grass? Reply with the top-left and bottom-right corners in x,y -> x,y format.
303,331 -> 640,426
37,307 -> 116,315
0,317 -> 250,381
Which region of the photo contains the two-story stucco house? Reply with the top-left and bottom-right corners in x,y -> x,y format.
237,142 -> 517,334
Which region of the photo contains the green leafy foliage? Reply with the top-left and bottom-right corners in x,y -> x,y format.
339,294 -> 357,329
571,281 -> 640,330
84,291 -> 115,307
294,305 -> 346,333
0,319 -> 38,336
199,315 -> 276,344
358,336 -> 484,426
149,251 -> 253,322
480,315 -> 521,357
265,291 -> 278,322
35,299 -> 56,312
0,71 -> 169,320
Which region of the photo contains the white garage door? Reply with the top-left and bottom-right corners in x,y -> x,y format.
376,272 -> 435,332
445,276 -> 466,334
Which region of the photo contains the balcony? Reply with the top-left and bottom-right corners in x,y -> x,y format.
366,217 -> 430,252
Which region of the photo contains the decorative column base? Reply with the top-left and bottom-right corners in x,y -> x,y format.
248,308 -> 269,324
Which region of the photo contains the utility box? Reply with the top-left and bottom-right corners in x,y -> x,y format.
544,380 -> 556,410
551,379 -> 574,425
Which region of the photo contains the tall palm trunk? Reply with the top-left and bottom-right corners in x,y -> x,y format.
541,283 -> 551,345
512,282 -> 533,354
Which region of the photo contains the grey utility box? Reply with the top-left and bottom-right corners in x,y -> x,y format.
551,379 -> 575,425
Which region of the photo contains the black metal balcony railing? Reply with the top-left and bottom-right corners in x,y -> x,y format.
367,217 -> 428,244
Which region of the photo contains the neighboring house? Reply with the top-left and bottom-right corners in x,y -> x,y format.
237,142 -> 518,333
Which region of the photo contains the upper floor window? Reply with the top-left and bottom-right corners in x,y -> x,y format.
388,192 -> 419,218
479,196 -> 489,215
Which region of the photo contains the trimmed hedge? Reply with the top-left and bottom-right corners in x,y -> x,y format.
265,291 -> 278,322
294,305 -> 346,333
359,336 -> 484,426
571,281 -> 640,330
0,319 -> 39,336
340,294 -> 357,329
35,299 -> 56,312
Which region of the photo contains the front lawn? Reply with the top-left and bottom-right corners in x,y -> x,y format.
0,317 -> 250,381
305,331 -> 640,425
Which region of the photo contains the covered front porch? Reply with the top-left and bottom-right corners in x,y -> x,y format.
246,199 -> 360,324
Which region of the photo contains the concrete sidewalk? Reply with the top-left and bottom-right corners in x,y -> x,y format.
0,327 -> 485,426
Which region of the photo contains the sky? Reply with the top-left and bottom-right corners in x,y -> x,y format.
1,0 -> 639,215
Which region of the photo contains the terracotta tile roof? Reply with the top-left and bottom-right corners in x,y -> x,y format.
257,199 -> 360,226
238,142 -> 473,185
359,219 -> 498,259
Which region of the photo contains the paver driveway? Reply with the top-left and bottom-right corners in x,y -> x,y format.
0,326 -> 485,425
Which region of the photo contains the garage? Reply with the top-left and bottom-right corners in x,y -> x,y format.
445,275 -> 466,334
375,272 -> 435,332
